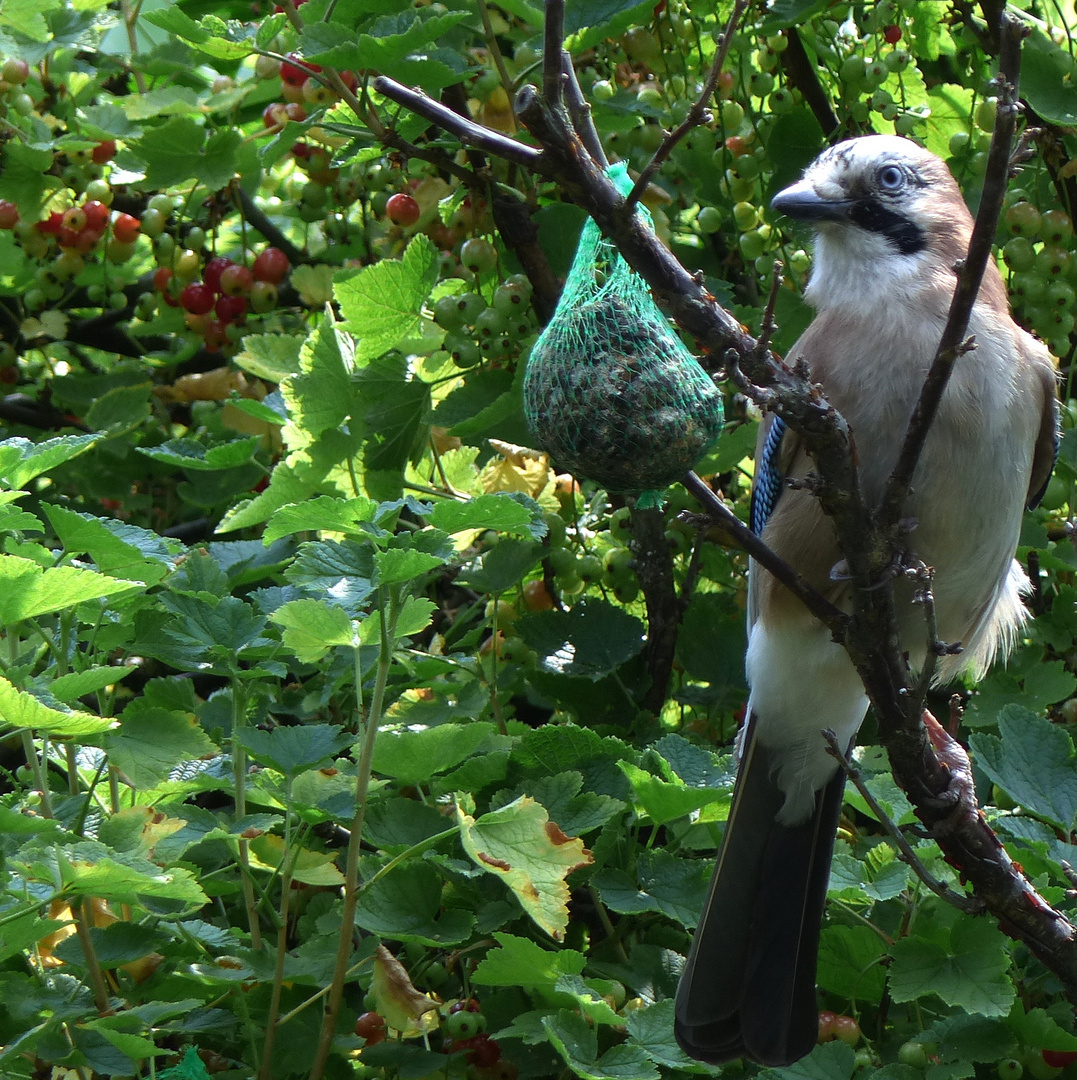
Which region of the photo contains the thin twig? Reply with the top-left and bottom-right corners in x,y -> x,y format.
626,0 -> 748,209
822,729 -> 985,914
543,0 -> 566,107
561,49 -> 608,168
876,16 -> 1025,538
681,471 -> 846,633
373,77 -> 544,169
476,0 -> 517,128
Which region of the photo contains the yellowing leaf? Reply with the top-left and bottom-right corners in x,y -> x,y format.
248,833 -> 345,886
370,944 -> 440,1036
457,795 -> 592,941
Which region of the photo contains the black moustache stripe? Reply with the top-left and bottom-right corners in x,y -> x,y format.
848,198 -> 925,255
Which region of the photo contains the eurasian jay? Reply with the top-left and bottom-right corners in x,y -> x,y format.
675,134 -> 1059,1066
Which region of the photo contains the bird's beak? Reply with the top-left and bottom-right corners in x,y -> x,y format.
771,181 -> 851,222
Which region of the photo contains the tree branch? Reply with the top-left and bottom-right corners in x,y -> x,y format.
377,0 -> 1077,1003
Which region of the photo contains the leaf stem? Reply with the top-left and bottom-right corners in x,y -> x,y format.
307,587 -> 399,1080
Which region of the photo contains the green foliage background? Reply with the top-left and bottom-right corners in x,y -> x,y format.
2,1 -> 1077,1079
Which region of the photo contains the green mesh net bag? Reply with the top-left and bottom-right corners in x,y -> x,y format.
524,162 -> 723,507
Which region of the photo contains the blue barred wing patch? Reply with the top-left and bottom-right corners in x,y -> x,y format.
750,416 -> 787,536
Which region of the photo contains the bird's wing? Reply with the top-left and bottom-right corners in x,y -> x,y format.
1026,347 -> 1060,510
750,414 -> 789,537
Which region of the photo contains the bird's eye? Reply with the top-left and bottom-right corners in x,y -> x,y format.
877,164 -> 905,192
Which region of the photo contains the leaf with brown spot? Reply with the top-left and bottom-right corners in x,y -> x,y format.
457,795 -> 593,941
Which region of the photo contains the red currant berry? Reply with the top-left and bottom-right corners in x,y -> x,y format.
81,200 -> 109,230
386,192 -> 421,226
92,140 -> 117,164
831,1015 -> 861,1046
0,365 -> 17,385
35,211 -> 62,235
354,1012 -> 387,1046
449,998 -> 482,1014
112,213 -> 140,244
203,256 -> 234,293
180,282 -> 215,315
253,247 -> 290,284
1042,1051 -> 1077,1069
215,294 -> 247,323
153,266 -> 174,293
219,264 -> 254,296
467,1035 -> 501,1068
202,318 -> 228,350
280,54 -> 319,87
883,24 -> 902,44
263,103 -> 288,131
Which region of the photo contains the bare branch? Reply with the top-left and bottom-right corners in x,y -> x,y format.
372,76 -> 545,170
543,0 -> 565,107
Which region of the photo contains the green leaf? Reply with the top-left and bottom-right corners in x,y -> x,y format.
358,352 -> 431,476
58,850 -> 209,907
0,0 -> 62,40
920,1014 -> 1017,1065
355,861 -> 475,945
458,795 -> 592,940
264,495 -> 378,544
517,600 -> 646,679
372,722 -> 498,785
592,850 -> 709,927
543,1009 -> 660,1080
141,6 -> 252,57
373,546 -> 444,586
817,924 -> 888,1001
758,1040 -> 856,1080
49,665 -> 132,704
133,116 -> 241,190
86,382 -> 153,435
624,999 -> 707,1071
617,760 -> 728,826
472,932 -> 586,989
358,595 -> 436,643
1021,30 -> 1077,127
44,505 -> 179,585
335,233 -> 439,362
238,723 -> 352,775
0,554 -> 143,624
970,705 -> 1077,829
234,332 -> 305,382
285,319 -> 360,438
0,142 -> 56,218
888,914 -> 1014,1016
0,434 -> 102,489
271,598 -> 355,662
138,436 -> 263,471
103,704 -> 217,788
427,492 -> 546,538
455,538 -> 545,593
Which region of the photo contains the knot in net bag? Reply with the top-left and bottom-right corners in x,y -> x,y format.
523,162 -> 723,508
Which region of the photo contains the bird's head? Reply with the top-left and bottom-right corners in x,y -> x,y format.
771,135 -> 992,311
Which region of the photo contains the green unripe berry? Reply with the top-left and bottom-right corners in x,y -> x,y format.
975,97 -> 998,132
1003,237 -> 1036,272
839,56 -> 865,88
997,1060 -> 1023,1080
697,205 -> 722,234
1005,201 -> 1042,239
733,201 -> 759,230
592,78 -> 615,101
949,130 -> 971,157
885,48 -> 911,71
897,1042 -> 928,1068
747,71 -> 774,97
720,100 -> 744,128
609,506 -> 632,543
